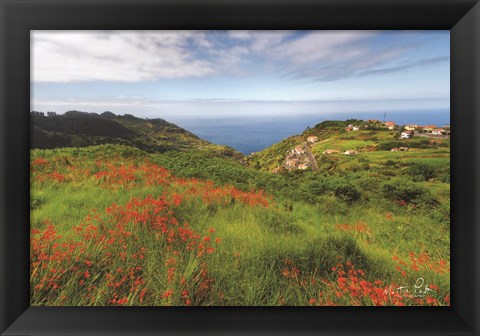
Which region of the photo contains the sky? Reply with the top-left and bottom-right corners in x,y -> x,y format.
31,30 -> 450,120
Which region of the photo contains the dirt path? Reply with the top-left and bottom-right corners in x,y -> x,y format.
303,141 -> 319,171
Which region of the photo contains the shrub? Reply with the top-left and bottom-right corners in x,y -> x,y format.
300,180 -> 328,203
381,179 -> 439,208
384,160 -> 396,166
379,170 -> 397,177
377,141 -> 403,151
318,155 -> 340,173
362,163 -> 370,170
348,164 -> 362,173
440,167 -> 450,183
329,180 -> 362,205
407,163 -> 436,181
316,195 -> 349,215
356,176 -> 380,193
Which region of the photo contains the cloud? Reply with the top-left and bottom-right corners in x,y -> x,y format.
32,31 -> 216,82
228,30 -> 252,40
223,31 -> 432,82
32,30 -> 447,83
270,31 -> 377,65
356,56 -> 450,77
261,31 -> 426,81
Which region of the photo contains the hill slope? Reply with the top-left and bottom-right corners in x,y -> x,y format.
31,111 -> 242,159
248,119 -> 450,174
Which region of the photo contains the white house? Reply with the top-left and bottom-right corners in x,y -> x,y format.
343,150 -> 358,156
352,126 -> 360,131
293,146 -> 306,155
307,136 -> 318,143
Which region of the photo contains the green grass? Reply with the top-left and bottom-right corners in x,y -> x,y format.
30,135 -> 450,306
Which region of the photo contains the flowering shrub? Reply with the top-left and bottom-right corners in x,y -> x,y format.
31,193 -> 221,306
306,262 -> 449,306
393,252 -> 450,276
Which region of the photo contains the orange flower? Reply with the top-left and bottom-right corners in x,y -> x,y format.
139,288 -> 147,303
116,298 -> 129,305
162,289 -> 173,299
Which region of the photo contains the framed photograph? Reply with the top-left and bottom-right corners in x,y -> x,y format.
1,0 -> 479,335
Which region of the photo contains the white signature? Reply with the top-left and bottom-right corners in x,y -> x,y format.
384,278 -> 436,298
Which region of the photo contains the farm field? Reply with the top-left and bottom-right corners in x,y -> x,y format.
30,119 -> 450,306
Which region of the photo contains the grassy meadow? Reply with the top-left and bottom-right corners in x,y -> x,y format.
30,124 -> 450,306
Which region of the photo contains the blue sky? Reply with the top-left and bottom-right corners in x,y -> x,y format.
31,30 -> 449,119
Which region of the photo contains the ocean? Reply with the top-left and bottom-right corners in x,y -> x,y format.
170,109 -> 450,155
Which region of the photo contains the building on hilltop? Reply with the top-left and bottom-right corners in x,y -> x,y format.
404,124 -> 418,131
293,146 -> 306,155
343,150 -> 358,156
298,163 -> 310,170
284,159 -> 298,170
423,125 -> 437,132
384,121 -> 396,130
432,128 -> 445,136
323,149 -> 341,155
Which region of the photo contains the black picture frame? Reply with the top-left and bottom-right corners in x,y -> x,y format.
1,0 -> 479,335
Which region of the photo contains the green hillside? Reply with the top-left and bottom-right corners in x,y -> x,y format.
31,111 -> 242,159
249,119 -> 450,175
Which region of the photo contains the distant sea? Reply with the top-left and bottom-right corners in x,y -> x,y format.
170,109 -> 450,155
